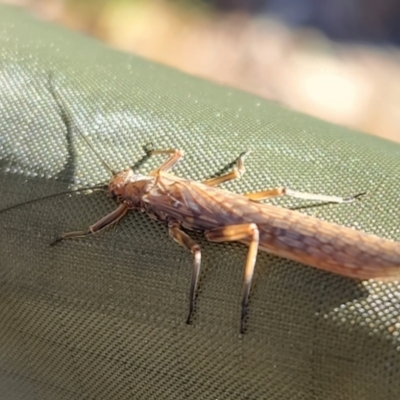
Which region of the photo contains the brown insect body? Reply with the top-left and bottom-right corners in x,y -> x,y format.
42,84 -> 399,332
110,168 -> 400,282
5,139 -> 398,333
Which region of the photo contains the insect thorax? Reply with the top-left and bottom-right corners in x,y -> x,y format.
107,168 -> 155,208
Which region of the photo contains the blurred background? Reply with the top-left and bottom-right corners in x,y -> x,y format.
3,0 -> 400,143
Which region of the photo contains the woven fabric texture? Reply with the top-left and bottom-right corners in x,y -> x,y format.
1,5 -> 400,400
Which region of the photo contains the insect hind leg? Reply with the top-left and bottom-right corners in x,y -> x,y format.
243,187 -> 364,203
205,223 -> 259,334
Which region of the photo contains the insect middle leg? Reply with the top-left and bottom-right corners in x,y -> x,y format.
202,150 -> 250,187
205,223 -> 259,334
168,221 -> 201,325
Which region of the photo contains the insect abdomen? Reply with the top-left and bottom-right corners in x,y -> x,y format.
255,206 -> 400,279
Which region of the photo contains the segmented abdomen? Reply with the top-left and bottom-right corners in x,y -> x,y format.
253,204 -> 400,279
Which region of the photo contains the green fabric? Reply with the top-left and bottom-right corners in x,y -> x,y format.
1,5 -> 400,400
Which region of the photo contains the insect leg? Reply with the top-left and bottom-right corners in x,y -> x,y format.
205,223 -> 259,333
168,221 -> 201,325
243,187 -> 364,203
148,148 -> 184,175
202,151 -> 250,187
51,203 -> 129,245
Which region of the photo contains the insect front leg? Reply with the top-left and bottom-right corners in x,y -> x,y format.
205,223 -> 259,334
51,203 -> 129,245
147,147 -> 184,175
202,151 -> 250,187
243,187 -> 364,203
168,221 -> 201,325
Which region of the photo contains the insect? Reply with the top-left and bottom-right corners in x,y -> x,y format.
4,87 -> 400,334
48,142 -> 400,333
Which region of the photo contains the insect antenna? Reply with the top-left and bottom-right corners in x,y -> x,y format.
1,76 -> 116,215
0,185 -> 106,216
71,120 -> 116,176
48,76 -> 116,176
